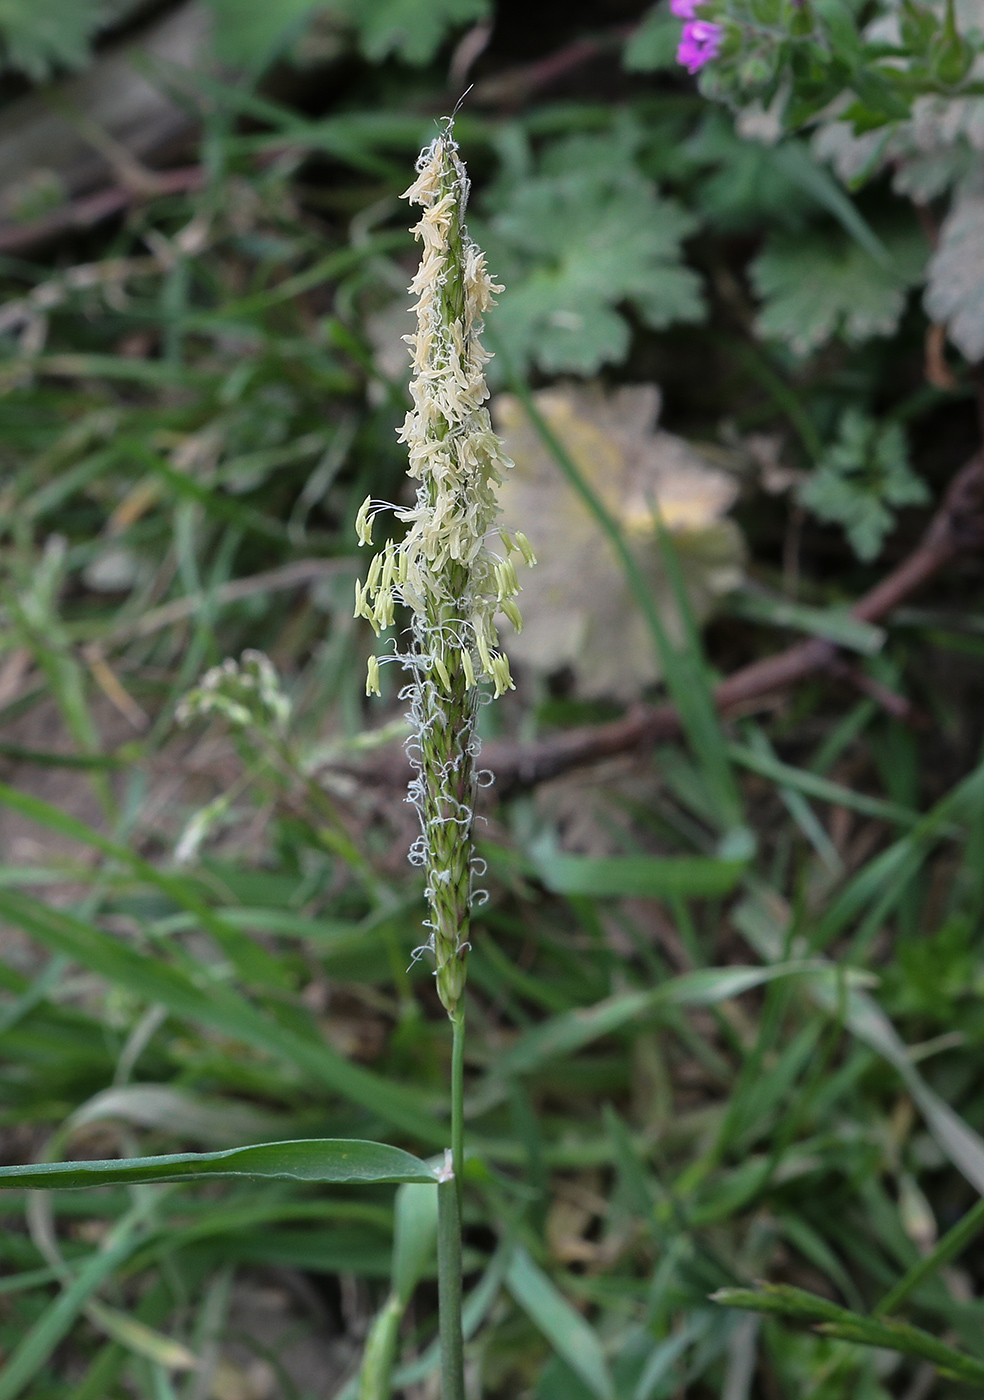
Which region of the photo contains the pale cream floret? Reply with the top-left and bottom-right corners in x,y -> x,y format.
356,132 -> 531,695
401,155 -> 442,205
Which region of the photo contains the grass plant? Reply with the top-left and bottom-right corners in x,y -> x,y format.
0,9 -> 982,1399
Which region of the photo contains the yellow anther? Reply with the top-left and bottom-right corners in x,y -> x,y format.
355,495 -> 374,547
476,627 -> 492,674
381,543 -> 397,592
374,591 -> 394,630
490,653 -> 514,697
501,598 -> 523,632
515,531 -> 537,567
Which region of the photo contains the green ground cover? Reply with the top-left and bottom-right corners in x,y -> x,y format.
0,1 -> 983,1396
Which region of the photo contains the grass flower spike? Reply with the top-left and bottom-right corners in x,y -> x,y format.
355,119 -> 532,1399
355,123 -> 532,1019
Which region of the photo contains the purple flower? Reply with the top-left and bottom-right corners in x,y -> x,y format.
677,19 -> 723,72
670,0 -> 700,17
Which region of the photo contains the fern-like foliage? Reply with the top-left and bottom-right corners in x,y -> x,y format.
335,0 -> 490,63
206,0 -> 490,69
799,409 -> 928,561
750,225 -> 926,358
0,0 -> 106,78
477,126 -> 704,377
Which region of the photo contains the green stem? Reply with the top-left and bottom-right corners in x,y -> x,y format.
437,1173 -> 465,1400
451,1010 -> 466,1200
437,1010 -> 467,1398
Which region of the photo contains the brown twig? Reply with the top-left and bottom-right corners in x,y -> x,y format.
0,167 -> 204,256
346,453 -> 984,794
469,27 -> 634,108
0,20 -> 638,258
473,451 -> 984,794
108,557 -> 355,643
826,656 -> 921,724
305,451 -> 984,801
925,322 -> 957,392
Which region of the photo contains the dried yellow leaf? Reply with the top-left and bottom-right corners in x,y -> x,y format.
492,383 -> 745,699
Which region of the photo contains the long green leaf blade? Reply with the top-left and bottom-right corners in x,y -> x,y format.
712,1284 -> 984,1387
497,962 -> 852,1076
0,888 -> 442,1144
0,1203 -> 149,1400
0,1139 -> 436,1191
533,849 -> 748,899
507,1248 -> 615,1400
0,780 -> 287,987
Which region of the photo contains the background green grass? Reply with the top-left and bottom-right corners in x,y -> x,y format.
0,1 -> 982,1396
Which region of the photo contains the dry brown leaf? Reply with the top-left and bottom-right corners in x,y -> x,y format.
546,1195 -> 599,1263
492,383 -> 745,699
925,192 -> 984,362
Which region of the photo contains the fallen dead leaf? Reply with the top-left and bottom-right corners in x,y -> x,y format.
492,383 -> 745,698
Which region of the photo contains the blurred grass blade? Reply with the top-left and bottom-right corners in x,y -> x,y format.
776,1214 -> 864,1312
875,1195 -> 984,1316
174,1227 -> 394,1276
735,885 -> 984,1194
212,238 -> 406,315
84,1302 -> 198,1371
336,1244 -> 511,1399
836,984 -> 984,1195
712,1284 -> 984,1387
738,727 -> 842,874
359,1182 -> 439,1399
721,1315 -> 759,1400
729,743 -> 920,828
0,779 -> 289,988
358,1296 -> 403,1400
497,962 -> 860,1077
0,1199 -> 151,1400
771,141 -> 898,272
532,843 -> 749,899
15,354 -> 213,387
391,1181 -> 440,1303
507,1248 -> 615,1400
720,336 -> 823,460
0,888 -> 443,1143
0,954 -> 68,1035
654,515 -> 744,830
726,587 -> 885,653
144,452 -> 289,543
635,1314 -> 712,1400
0,1267 -> 61,1297
0,1140 -> 436,1191
66,1085 -> 284,1148
0,742 -> 123,769
810,760 -> 984,949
